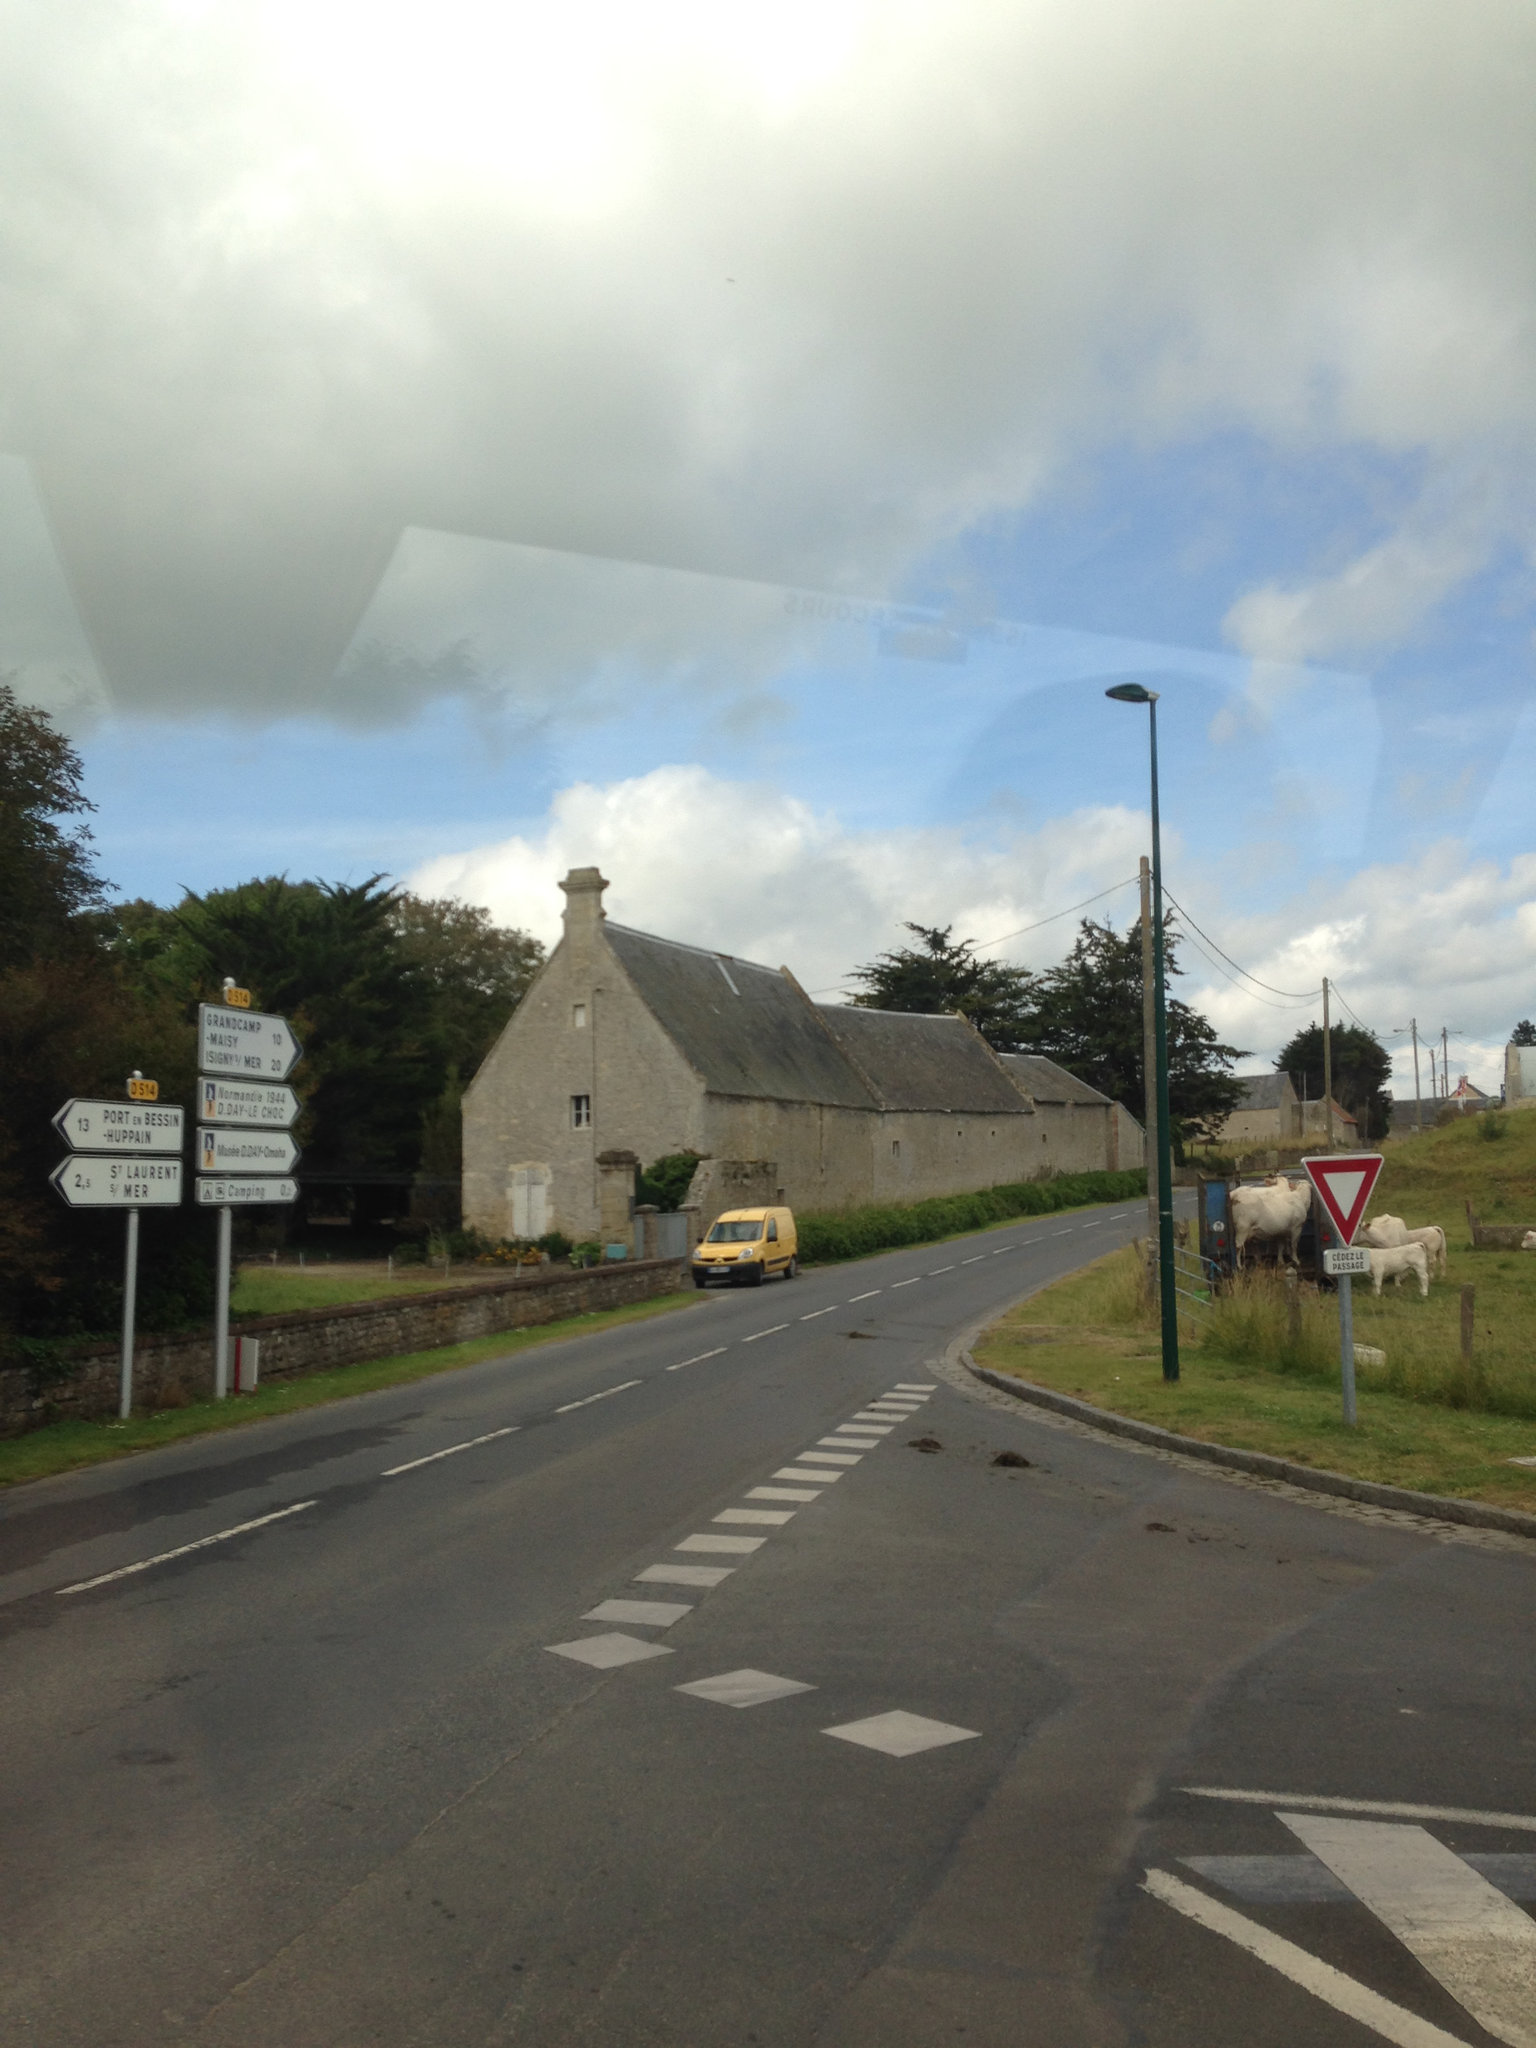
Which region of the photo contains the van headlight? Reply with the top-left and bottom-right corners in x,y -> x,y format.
737,1246 -> 756,1260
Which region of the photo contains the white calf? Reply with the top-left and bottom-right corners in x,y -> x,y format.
1404,1224 -> 1447,1278
1360,1214 -> 1445,1277
1368,1243 -> 1429,1298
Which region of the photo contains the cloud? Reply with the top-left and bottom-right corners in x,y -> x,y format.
2,2 -> 1534,718
405,762 -> 1149,994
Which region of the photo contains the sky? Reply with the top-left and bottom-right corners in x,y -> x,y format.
4,0 -> 1535,1095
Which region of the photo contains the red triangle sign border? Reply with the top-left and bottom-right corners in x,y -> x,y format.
1301,1152 -> 1385,1246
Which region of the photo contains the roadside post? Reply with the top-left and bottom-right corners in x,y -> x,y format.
197,985 -> 303,1397
50,1074 -> 185,1419
1303,1152 -> 1384,1428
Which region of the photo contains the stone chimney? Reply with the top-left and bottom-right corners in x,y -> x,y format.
559,866 -> 609,937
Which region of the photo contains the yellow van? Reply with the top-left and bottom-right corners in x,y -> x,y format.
690,1206 -> 798,1288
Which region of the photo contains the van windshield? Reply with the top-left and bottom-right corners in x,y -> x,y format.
706,1220 -> 762,1243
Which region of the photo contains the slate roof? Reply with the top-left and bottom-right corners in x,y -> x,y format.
1233,1073 -> 1295,1112
604,924 -> 874,1108
816,1006 -> 1033,1114
997,1053 -> 1115,1109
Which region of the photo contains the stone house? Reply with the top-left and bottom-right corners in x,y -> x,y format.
1213,1073 -> 1358,1148
462,868 -> 1144,1244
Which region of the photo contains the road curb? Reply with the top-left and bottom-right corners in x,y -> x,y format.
963,1356 -> 1536,1542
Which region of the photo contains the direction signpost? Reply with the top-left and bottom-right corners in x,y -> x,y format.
1302,1152 -> 1385,1427
50,1078 -> 184,1420
197,989 -> 305,1397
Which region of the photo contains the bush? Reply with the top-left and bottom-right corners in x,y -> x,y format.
795,1170 -> 1146,1265
635,1151 -> 702,1211
1478,1110 -> 1507,1142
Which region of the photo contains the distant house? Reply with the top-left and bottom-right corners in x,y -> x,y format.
1212,1073 -> 1357,1148
462,867 -> 1144,1244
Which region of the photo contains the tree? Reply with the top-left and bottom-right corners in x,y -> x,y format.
1016,917 -> 1248,1142
0,681 -> 106,970
390,895 -> 544,1082
1274,1023 -> 1393,1139
636,1152 -> 703,1211
848,924 -> 1037,1050
1512,1020 -> 1536,1047
0,688 -> 206,1345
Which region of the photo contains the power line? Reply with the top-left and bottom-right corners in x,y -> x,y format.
1171,922 -> 1321,1011
1160,889 -> 1321,1002
807,873 -> 1139,996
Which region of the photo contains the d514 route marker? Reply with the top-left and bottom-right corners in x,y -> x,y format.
52,1099 -> 184,1154
197,1127 -> 299,1174
198,1077 -> 299,1128
1302,1151 -> 1385,1428
50,1156 -> 183,1207
197,1003 -> 303,1081
195,1176 -> 298,1207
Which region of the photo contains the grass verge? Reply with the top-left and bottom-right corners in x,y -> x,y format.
231,1266 -> 503,1316
0,1291 -> 702,1491
973,1247 -> 1536,1513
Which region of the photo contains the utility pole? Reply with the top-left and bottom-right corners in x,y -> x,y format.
1411,1018 -> 1423,1133
1139,856 -> 1159,1259
1442,1025 -> 1450,1101
1322,977 -> 1334,1151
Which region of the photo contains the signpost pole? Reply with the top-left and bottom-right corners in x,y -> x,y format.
214,1204 -> 232,1400
119,1208 -> 140,1420
1322,977 -> 1334,1151
1338,1261 -> 1357,1428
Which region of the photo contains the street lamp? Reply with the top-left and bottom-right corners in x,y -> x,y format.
1106,681 -> 1179,1382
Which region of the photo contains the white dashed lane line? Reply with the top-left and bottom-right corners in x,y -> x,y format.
666,1347 -> 727,1371
800,1307 -> 837,1321
56,1501 -> 317,1596
715,1508 -> 795,1526
849,1290 -> 882,1301
1081,1219 -> 1103,1229
677,1533 -> 766,1554
383,1426 -> 520,1477
961,1255 -> 985,1264
891,1278 -> 919,1289
1052,1229 -> 1073,1237
555,1378 -> 643,1413
750,1486 -> 822,1502
742,1324 -> 790,1343
775,1468 -> 842,1483
928,1265 -> 955,1274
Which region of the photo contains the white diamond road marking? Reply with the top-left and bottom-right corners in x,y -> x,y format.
637,1562 -> 734,1587
849,1290 -> 882,1301
676,1669 -> 816,1709
581,1598 -> 693,1628
742,1324 -> 789,1343
1145,1869 -> 1469,2048
1281,1812 -> 1536,2047
715,1508 -> 794,1526
546,1632 -> 674,1669
555,1378 -> 642,1414
666,1347 -> 727,1372
808,1446 -> 864,1461
775,1467 -> 843,1483
749,1485 -> 821,1502
383,1425 -> 520,1476
55,1500 -> 318,1595
823,1710 -> 981,1758
676,1533 -> 765,1554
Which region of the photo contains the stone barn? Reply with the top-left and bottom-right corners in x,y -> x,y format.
462,868 -> 1143,1244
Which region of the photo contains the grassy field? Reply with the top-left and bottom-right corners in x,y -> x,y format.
973,1244 -> 1536,1512
0,1291 -> 702,1490
1371,1106 -> 1536,1225
231,1262 -> 504,1316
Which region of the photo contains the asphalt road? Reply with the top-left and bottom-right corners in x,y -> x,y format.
3,1198 -> 1534,2048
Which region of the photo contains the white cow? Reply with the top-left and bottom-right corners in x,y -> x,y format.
1523,1231 -> 1536,1252
1230,1178 -> 1311,1268
1359,1214 -> 1447,1277
1368,1243 -> 1429,1298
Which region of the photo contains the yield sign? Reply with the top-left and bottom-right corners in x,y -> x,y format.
1302,1152 -> 1384,1246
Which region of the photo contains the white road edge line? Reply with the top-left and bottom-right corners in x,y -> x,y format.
800,1308 -> 837,1320
57,1500 -> 318,1596
555,1379 -> 643,1414
666,1347 -> 728,1371
741,1324 -> 790,1343
1182,1788 -> 1536,1834
1143,1869 -> 1471,2048
384,1426 -> 520,1476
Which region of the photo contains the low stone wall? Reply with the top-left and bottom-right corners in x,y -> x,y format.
0,1257 -> 690,1438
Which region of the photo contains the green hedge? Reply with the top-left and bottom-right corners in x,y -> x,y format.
796,1170 -> 1146,1265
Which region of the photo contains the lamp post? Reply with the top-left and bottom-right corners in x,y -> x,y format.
1106,682 -> 1179,1381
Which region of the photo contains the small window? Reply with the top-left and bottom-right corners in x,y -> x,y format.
570,1094 -> 591,1128
891,1139 -> 900,1159
572,1002 -> 587,1029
